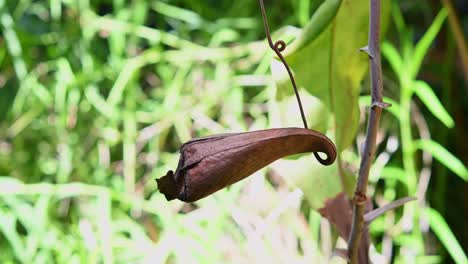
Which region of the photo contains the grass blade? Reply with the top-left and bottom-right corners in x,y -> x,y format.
426,207 -> 468,264
410,9 -> 447,77
412,80 -> 454,128
414,139 -> 467,181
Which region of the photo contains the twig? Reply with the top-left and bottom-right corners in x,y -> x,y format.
347,0 -> 384,263
364,197 -> 417,223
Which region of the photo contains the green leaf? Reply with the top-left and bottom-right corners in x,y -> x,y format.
426,207 -> 468,264
270,154 -> 356,209
272,86 -> 330,132
270,156 -> 343,209
414,139 -> 467,181
297,0 -> 312,27
284,0 -> 391,152
269,58 -> 330,131
287,0 -> 342,54
412,80 -> 454,128
410,9 -> 447,78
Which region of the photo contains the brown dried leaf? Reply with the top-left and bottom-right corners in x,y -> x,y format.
332,248 -> 350,261
157,127 -> 337,202
318,192 -> 372,264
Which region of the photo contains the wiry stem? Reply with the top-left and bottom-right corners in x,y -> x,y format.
258,0 -> 308,130
259,0 -> 328,164
347,0 -> 384,263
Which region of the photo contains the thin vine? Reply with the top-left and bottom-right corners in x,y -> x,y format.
259,0 -> 327,164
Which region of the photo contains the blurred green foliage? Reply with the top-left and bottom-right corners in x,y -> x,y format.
0,0 -> 467,263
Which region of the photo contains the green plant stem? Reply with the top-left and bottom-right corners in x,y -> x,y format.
347,0 -> 384,263
399,83 -> 420,245
400,87 -> 418,194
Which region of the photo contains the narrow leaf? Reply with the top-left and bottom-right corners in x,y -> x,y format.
426,207 -> 468,264
412,80 -> 454,128
288,0 -> 342,53
410,9 -> 448,77
414,139 -> 467,181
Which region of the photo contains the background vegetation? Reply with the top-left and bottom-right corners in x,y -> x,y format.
0,0 -> 466,263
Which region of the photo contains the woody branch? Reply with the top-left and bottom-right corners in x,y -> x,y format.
347,0 -> 384,263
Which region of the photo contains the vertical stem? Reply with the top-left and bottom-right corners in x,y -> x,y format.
400,89 -> 417,194
347,0 -> 384,263
399,84 -> 419,247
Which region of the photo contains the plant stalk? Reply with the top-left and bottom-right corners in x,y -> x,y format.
347,0 -> 384,263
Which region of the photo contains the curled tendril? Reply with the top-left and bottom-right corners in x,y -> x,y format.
258,0 -> 308,130
275,40 -> 286,52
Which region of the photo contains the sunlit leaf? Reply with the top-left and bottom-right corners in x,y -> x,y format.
287,0 -> 342,53
270,156 -> 342,209
273,87 -> 330,132
410,9 -> 448,77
